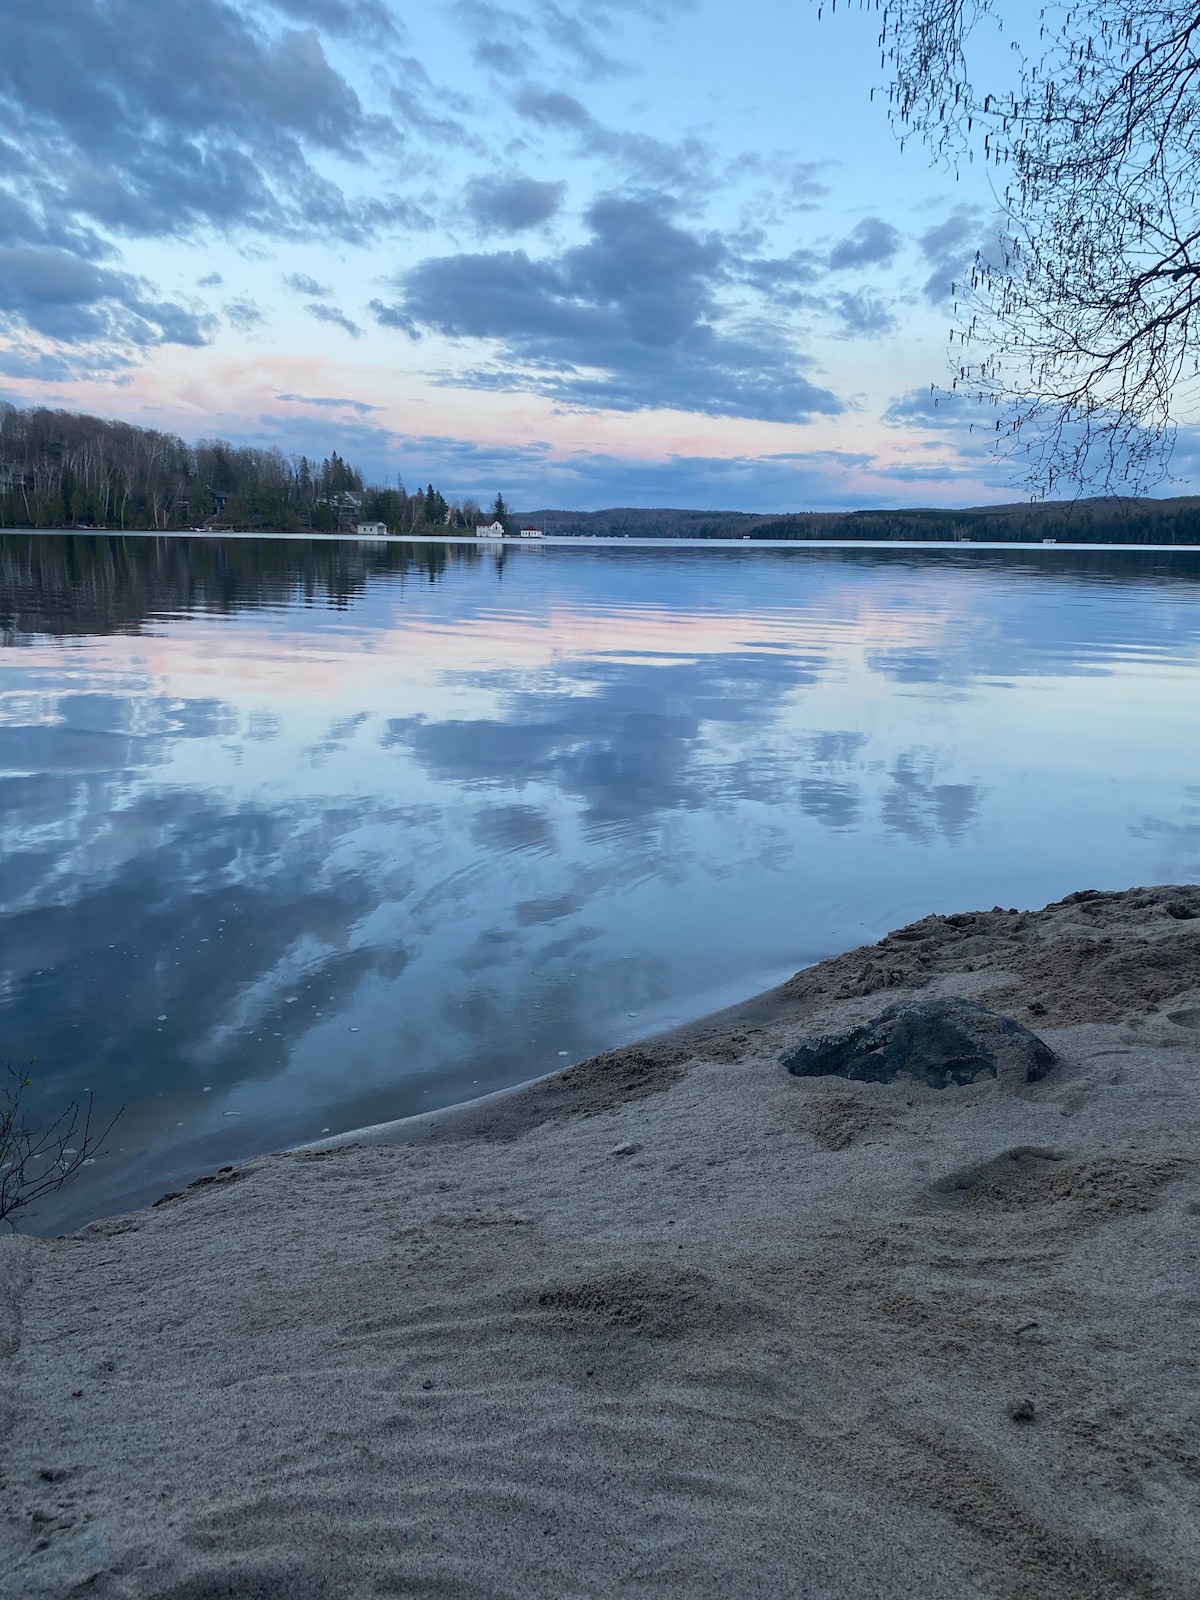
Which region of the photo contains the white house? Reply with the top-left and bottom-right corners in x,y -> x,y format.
476,520 -> 506,537
355,521 -> 389,537
519,526 -> 544,538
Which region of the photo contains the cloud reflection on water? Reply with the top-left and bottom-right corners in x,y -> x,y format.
2,535 -> 1199,1230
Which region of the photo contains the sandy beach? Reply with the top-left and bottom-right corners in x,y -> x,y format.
3,884 -> 1199,1599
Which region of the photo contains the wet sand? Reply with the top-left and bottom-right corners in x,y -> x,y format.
3,885 -> 1199,1598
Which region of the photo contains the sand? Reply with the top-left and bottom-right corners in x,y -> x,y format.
3,884 -> 1200,1599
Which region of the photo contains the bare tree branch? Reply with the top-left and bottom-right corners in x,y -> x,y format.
0,1063 -> 122,1230
838,0 -> 1200,493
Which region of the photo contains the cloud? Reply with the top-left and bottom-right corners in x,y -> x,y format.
209,406 -> 1009,510
225,414 -> 901,507
470,803 -> 557,855
305,302 -> 361,338
727,154 -> 830,214
453,0 -> 691,82
465,175 -> 566,232
0,770 -> 416,1228
276,392 -> 384,414
1130,791 -> 1200,879
369,298 -> 418,336
225,297 -> 265,331
829,217 -> 901,271
383,643 -> 823,834
526,1 -> 628,78
919,204 -> 985,304
0,345 -> 99,381
883,386 -> 991,436
796,779 -> 862,830
882,751 -> 981,843
517,88 -> 592,129
244,409 -> 404,471
514,86 -> 714,191
1154,424 -> 1200,487
0,246 -> 215,348
452,1 -> 533,74
283,272 -> 333,296
452,0 -> 664,81
268,0 -> 403,42
0,0 -> 414,248
832,289 -> 896,339
0,5 -> 456,368
0,175 -> 113,263
372,194 -> 842,422
387,58 -> 477,151
741,249 -> 825,305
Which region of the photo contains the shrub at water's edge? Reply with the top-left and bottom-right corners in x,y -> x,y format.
0,1063 -> 121,1231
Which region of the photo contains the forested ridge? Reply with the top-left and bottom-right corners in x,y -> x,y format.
533,498 -> 1200,544
745,500 -> 1200,545
0,403 -> 477,533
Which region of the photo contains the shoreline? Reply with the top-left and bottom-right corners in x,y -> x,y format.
294,965 -> 817,1159
4,883 -> 1199,1597
4,525 -> 1200,552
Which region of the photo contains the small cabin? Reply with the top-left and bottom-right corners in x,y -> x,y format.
519,527 -> 544,538
355,521 -> 388,537
476,520 -> 506,537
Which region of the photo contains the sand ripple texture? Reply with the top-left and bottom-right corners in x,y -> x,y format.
3,885 -> 1200,1599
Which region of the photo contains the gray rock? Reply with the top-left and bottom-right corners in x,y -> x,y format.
782,997 -> 1056,1091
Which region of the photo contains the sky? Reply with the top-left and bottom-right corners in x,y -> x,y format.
0,0 -> 1150,512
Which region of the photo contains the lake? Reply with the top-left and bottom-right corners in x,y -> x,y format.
2,532 -> 1198,1231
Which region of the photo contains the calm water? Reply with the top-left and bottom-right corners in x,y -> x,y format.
2,533 -> 1198,1231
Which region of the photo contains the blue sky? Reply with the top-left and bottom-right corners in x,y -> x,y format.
0,0 -> 1115,510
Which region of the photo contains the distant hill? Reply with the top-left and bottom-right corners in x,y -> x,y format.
523,507 -> 763,539
523,498 -> 1200,545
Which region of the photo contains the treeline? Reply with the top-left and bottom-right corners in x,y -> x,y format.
7,402 -> 1200,544
0,404 -> 485,534
749,499 -> 1200,545
533,499 -> 1200,544
528,507 -> 762,539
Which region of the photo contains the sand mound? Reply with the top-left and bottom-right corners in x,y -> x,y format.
783,885 -> 1200,1028
3,886 -> 1200,1598
532,1267 -> 748,1341
928,1146 -> 1191,1222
